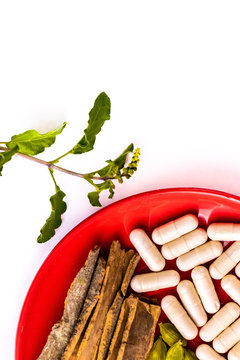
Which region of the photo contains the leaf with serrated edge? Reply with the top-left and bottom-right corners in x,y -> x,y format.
88,143 -> 134,179
71,92 -> 111,154
88,191 -> 102,207
98,144 -> 134,177
0,146 -> 18,175
6,122 -> 66,156
37,178 -> 67,243
86,178 -> 115,207
84,144 -> 136,206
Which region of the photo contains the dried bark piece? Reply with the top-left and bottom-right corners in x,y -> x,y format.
121,249 -> 135,280
61,257 -> 106,360
76,241 -> 126,360
117,300 -> 161,360
37,246 -> 100,360
121,251 -> 139,296
135,294 -> 159,305
97,292 -> 123,360
106,296 -> 139,360
62,246 -> 101,326
97,252 -> 140,360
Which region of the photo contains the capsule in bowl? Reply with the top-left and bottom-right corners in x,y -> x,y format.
176,241 -> 223,272
161,228 -> 207,260
130,270 -> 180,293
152,214 -> 198,245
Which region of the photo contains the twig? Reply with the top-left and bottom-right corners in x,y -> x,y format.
0,145 -> 123,181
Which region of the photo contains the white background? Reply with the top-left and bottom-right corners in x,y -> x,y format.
1,1 -> 240,358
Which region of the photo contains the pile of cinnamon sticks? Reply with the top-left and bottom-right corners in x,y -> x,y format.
37,241 -> 161,360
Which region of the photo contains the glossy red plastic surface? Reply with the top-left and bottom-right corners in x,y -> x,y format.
15,188 -> 240,360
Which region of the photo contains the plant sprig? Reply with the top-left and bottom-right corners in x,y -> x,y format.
0,92 -> 140,243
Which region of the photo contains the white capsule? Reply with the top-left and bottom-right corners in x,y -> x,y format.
221,275 -> 240,305
209,242 -> 240,279
161,295 -> 198,340
228,341 -> 240,360
213,318 -> 240,354
152,214 -> 198,245
199,302 -> 240,342
235,262 -> 240,278
129,228 -> 165,271
130,270 -> 180,293
208,223 -> 240,241
176,241 -> 223,272
191,266 -> 220,314
177,280 -> 208,327
196,344 -> 225,360
161,228 -> 208,260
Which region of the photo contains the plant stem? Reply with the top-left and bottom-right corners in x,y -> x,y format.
51,150 -> 72,164
48,167 -> 58,190
0,145 -> 124,181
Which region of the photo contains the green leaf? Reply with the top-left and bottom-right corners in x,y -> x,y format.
184,349 -> 198,360
86,177 -> 115,207
0,146 -> 18,175
96,143 -> 134,177
160,323 -> 187,347
88,191 -> 102,207
166,342 -> 185,360
84,144 -> 139,206
71,92 -> 111,154
87,143 -> 138,182
37,170 -> 67,243
6,122 -> 66,156
148,336 -> 167,360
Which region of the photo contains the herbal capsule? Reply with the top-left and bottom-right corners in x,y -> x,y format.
228,341 -> 240,360
213,318 -> 240,353
161,295 -> 198,340
130,270 -> 180,293
209,242 -> 240,279
177,280 -> 208,327
152,214 -> 198,245
161,228 -> 208,260
129,228 -> 165,271
199,302 -> 240,342
208,223 -> 240,241
191,266 -> 220,314
221,275 -> 240,305
196,344 -> 225,360
176,241 -> 223,272
235,262 -> 240,278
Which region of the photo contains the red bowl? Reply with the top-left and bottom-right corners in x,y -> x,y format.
15,188 -> 240,360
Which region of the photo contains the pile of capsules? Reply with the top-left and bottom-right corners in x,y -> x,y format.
129,214 -> 240,360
